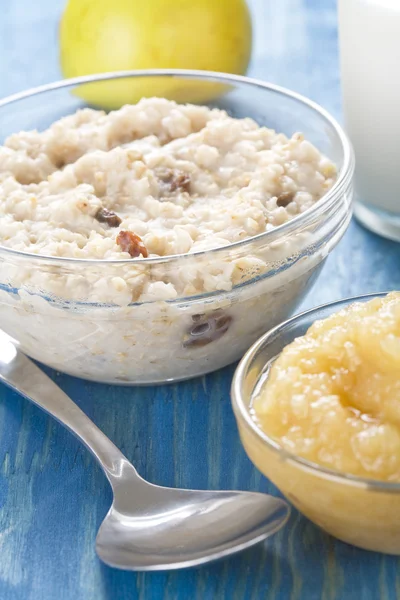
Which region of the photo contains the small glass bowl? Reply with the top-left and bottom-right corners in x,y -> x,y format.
0,70 -> 353,384
231,292 -> 400,554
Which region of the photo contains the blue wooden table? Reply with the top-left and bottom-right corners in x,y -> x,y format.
1,1 -> 400,598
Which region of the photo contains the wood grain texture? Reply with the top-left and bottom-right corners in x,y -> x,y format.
1,0 -> 400,598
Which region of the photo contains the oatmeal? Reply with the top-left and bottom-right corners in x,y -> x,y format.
0,98 -> 335,290
253,292 -> 400,481
0,97 -> 344,383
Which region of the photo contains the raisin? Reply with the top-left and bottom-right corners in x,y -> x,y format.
276,191 -> 295,207
215,315 -> 231,331
116,231 -> 148,258
170,172 -> 191,193
95,207 -> 122,227
183,310 -> 232,348
191,313 -> 206,322
191,322 -> 211,336
156,168 -> 191,195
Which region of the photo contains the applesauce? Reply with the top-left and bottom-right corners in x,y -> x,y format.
253,292 -> 400,481
232,292 -> 400,553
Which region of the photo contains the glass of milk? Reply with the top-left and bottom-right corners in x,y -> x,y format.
339,0 -> 400,241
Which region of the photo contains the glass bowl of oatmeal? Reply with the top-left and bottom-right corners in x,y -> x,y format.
232,292 -> 400,554
0,70 -> 353,384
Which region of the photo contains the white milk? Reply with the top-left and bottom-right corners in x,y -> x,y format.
339,0 -> 400,228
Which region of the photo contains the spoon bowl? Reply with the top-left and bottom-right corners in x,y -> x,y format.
0,330 -> 289,570
96,470 -> 289,570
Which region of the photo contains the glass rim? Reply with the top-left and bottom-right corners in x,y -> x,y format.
0,68 -> 354,267
231,291 -> 400,492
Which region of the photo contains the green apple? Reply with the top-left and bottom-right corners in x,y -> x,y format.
60,0 -> 252,109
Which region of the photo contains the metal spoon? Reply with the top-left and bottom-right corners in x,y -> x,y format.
0,330 -> 289,571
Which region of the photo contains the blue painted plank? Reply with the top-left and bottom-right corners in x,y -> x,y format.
1,0 -> 400,598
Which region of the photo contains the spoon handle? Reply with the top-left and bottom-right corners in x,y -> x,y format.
0,334 -> 138,483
